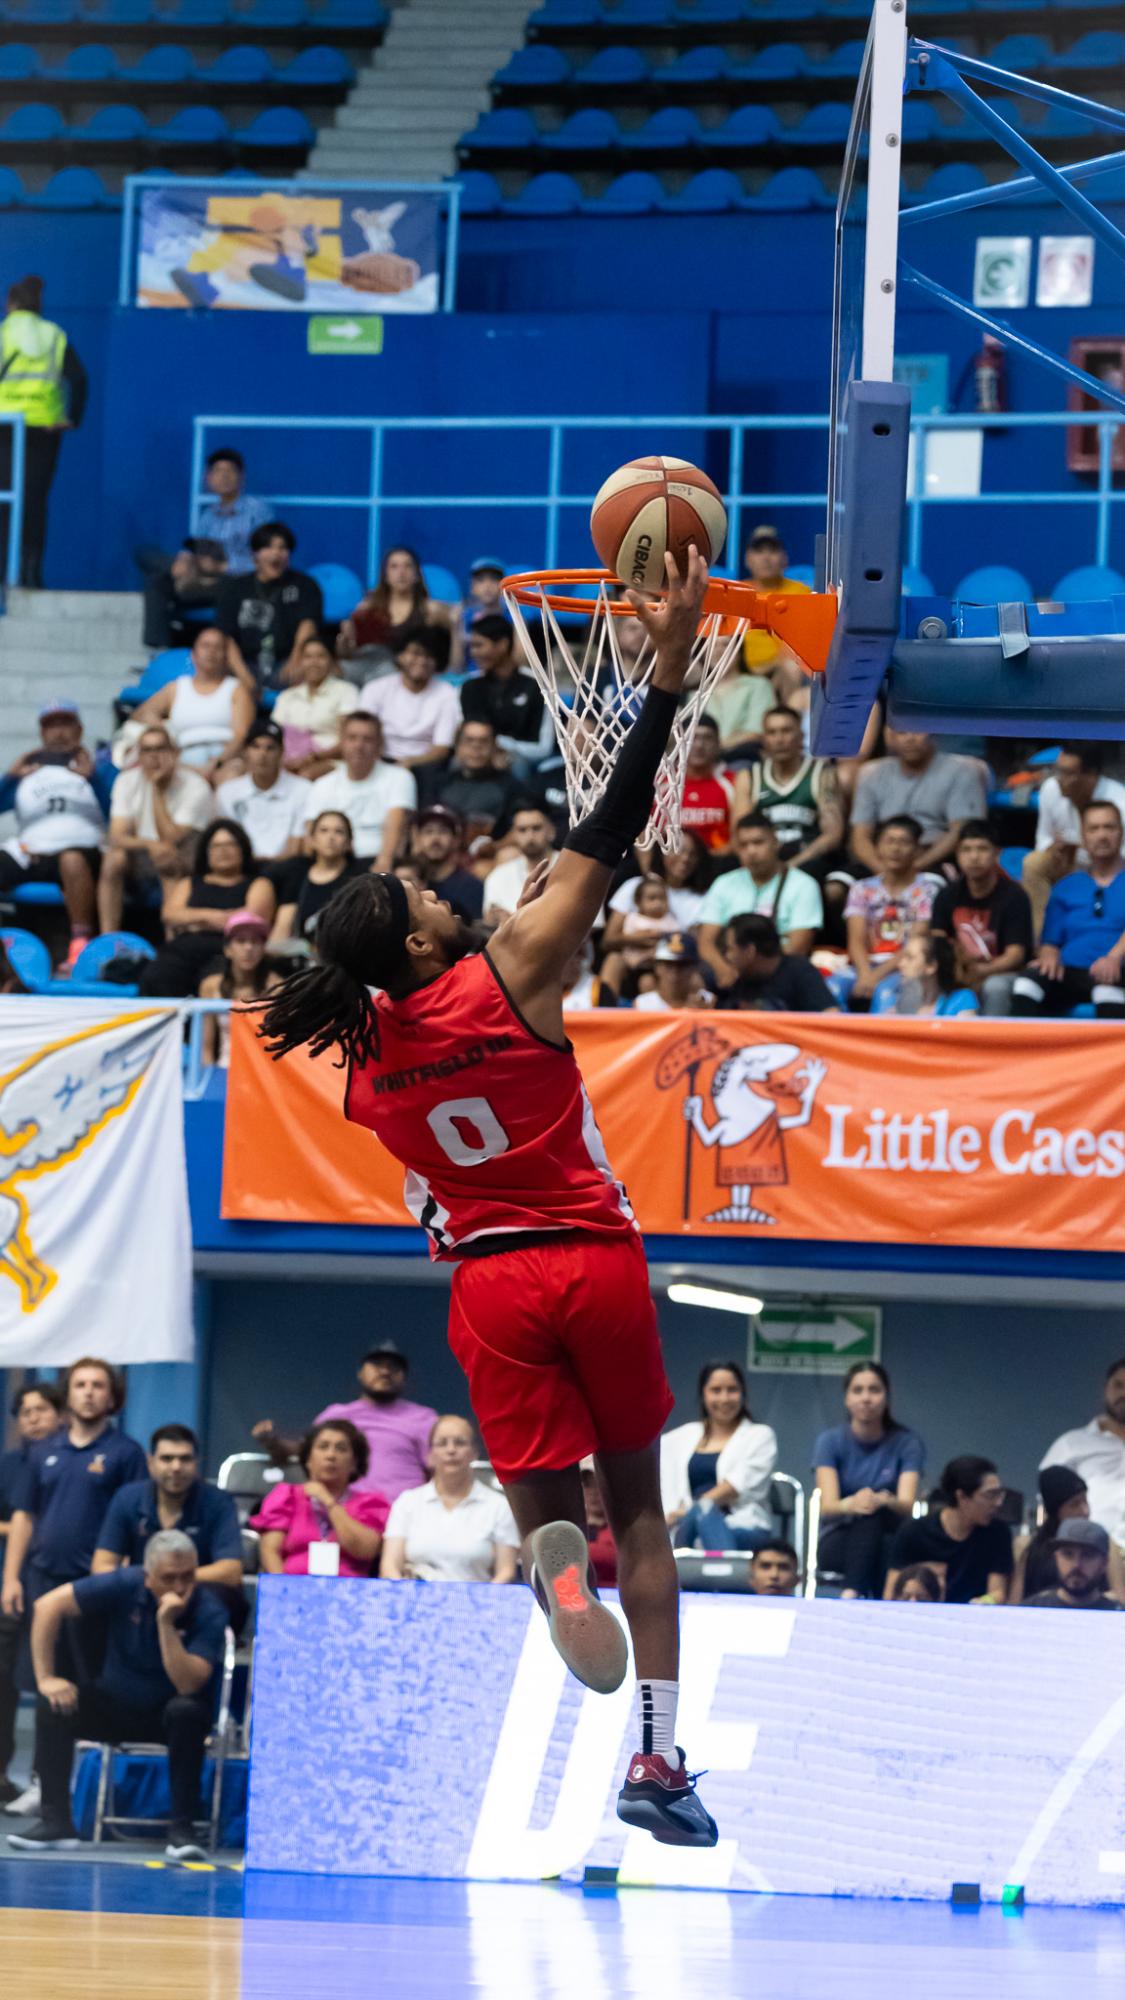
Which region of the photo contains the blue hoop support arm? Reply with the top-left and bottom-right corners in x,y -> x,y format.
898,264 -> 1125,416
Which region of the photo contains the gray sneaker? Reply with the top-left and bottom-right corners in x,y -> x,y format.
529,1519 -> 627,1694
165,1823 -> 208,1863
7,1818 -> 79,1851
3,1778 -> 41,1817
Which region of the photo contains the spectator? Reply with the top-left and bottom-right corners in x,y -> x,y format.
0,701 -> 109,972
740,524 -> 812,678
1022,1520 -> 1122,1610
844,816 -> 934,1008
561,941 -> 618,1011
850,731 -> 987,881
136,626 -> 255,779
1009,1467 -> 1125,1605
894,931 -> 979,1017
139,819 -> 273,1000
254,1339 -> 437,1504
1023,743 -> 1125,937
0,1385 -> 61,1809
99,725 -> 214,934
269,810 -> 367,948
602,875 -> 679,990
734,707 -> 845,876
661,1360 -> 777,1553
814,1363 -> 925,1599
605,836 -> 714,941
216,522 -> 323,695
680,717 -> 736,854
216,720 -> 311,862
271,634 -> 358,779
251,1420 -> 388,1578
1041,1356 -> 1125,1548
890,1564 -> 942,1603
1012,800 -> 1125,1020
411,807 -> 484,923
426,720 -> 528,837
0,274 -> 87,589
194,446 -> 271,575
92,1425 -> 242,1620
722,912 -> 837,1012
380,1417 -> 518,1583
697,813 -> 824,986
749,1540 -> 799,1597
703,655 -> 776,763
8,1529 -> 225,1858
462,556 -> 506,636
358,628 -> 462,772
338,546 -> 459,676
632,932 -> 711,1013
884,1455 -> 1013,1604
929,819 -> 1033,1016
461,616 -> 549,773
482,806 -> 556,924
141,537 -> 228,652
303,713 -> 416,868
581,1458 -> 617,1588
199,911 -> 283,1065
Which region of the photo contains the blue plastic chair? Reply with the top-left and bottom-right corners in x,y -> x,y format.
152,106 -> 232,144
754,0 -> 818,15
573,46 -> 649,86
153,0 -> 225,18
806,38 -> 866,76
116,646 -> 193,711
746,166 -> 833,210
74,106 -> 149,142
529,0 -> 598,21
55,43 -> 120,77
240,107 -> 314,147
422,563 -> 462,605
709,106 -> 782,149
904,161 -> 987,204
279,45 -> 354,84
1050,29 -> 1125,67
504,171 -> 583,213
6,0 -> 77,20
204,44 -> 273,81
662,167 -> 746,211
228,0 -> 307,24
29,166 -> 113,206
953,565 -> 1033,603
68,932 -> 157,985
540,109 -> 620,152
1050,565 -> 1125,601
987,33 -> 1052,70
677,0 -> 743,21
583,168 -> 664,212
79,0 -> 154,21
127,44 -> 195,80
313,0 -> 386,23
0,45 -> 42,77
900,100 -> 937,142
789,103 -> 853,147
734,42 -> 806,79
2,104 -> 66,141
619,106 -> 702,151
494,45 -> 570,87
661,48 -> 730,83
0,168 -> 26,206
9,884 -> 65,913
461,108 -> 538,152
457,169 -> 502,215
307,562 -> 363,622
607,0 -> 671,20
0,928 -> 54,992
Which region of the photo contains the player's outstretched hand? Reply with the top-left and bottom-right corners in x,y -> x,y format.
624,545 -> 709,678
515,857 -> 552,913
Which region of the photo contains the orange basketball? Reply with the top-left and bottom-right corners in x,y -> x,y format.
590,455 -> 727,593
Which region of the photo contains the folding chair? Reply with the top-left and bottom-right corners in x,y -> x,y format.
91,1625 -> 236,1851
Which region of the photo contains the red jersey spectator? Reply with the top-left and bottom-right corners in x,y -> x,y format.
680,715 -> 735,853
251,1421 -> 388,1577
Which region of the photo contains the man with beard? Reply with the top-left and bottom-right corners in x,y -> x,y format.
252,1340 -> 436,1503
1042,1357 -> 1125,1547
1023,1520 -> 1122,1610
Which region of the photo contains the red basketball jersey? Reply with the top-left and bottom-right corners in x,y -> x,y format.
344,950 -> 637,1259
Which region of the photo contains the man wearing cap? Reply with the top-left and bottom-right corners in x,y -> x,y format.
411,806 -> 483,923
217,720 -> 311,863
461,617 -> 550,774
0,702 -> 110,971
253,1342 -> 437,1503
100,724 -> 214,934
633,933 -> 710,1014
463,557 -> 506,637
741,528 -> 811,677
1023,1520 -> 1122,1610
721,914 -> 837,1012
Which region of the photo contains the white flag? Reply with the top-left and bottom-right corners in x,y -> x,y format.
0,999 -> 192,1365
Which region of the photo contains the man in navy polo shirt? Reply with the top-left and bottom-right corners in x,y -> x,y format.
93,1425 -> 242,1625
1013,799 -> 1125,1020
8,1529 -> 226,1860
0,1383 -> 62,1807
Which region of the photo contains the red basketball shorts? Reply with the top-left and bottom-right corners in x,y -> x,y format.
447,1230 -> 674,1483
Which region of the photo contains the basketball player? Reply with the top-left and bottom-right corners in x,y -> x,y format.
259,549 -> 717,1849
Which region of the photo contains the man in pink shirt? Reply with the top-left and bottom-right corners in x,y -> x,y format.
313,1342 -> 437,1500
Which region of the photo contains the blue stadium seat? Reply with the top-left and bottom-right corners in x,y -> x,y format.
79,0 -> 154,21
54,44 -> 120,77
153,0 -> 225,18
986,34 -> 1052,70
709,106 -> 782,148
752,0 -> 818,15
239,105 -> 314,145
312,0 -> 386,23
0,46 -> 41,78
789,103 -> 853,147
583,168 -> 664,212
494,45 -> 570,86
204,44 -> 274,80
528,0 -> 598,22
457,169 -> 502,215
954,564 -> 1033,603
903,161 -> 987,203
126,44 -> 195,79
573,46 -> 649,86
117,648 -> 193,712
0,929 -> 53,993
69,932 -> 156,987
422,563 -> 461,604
660,47 -> 731,83
1050,30 -> 1125,67
806,39 -> 867,77
746,165 -> 833,209
1011,100 -> 1091,138
607,0 -> 672,20
280,45 -> 354,82
735,43 -> 807,80
6,0 -> 78,19
72,105 -> 149,140
541,108 -> 620,150
677,0 -> 743,20
307,562 -> 363,621
9,884 -> 65,913
1050,565 -> 1125,600
0,168 -> 27,206
662,167 -> 745,211
504,170 -> 583,212
1,104 -> 66,141
228,0 -> 308,23
619,106 -> 702,150
899,100 -> 937,142
461,108 -> 538,151
152,105 -> 232,143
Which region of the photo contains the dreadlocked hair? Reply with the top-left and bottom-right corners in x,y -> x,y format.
256,873 -> 406,1066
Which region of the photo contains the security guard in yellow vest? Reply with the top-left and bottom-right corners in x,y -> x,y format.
0,274 -> 87,587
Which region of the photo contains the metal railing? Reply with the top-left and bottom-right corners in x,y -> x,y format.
0,413 -> 26,591
191,407 -> 1123,592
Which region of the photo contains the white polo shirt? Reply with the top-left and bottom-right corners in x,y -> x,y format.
217,770 -> 312,859
384,1479 -> 518,1582
1041,1418 -> 1125,1546
304,762 -> 417,860
1034,773 -> 1125,864
358,673 -> 462,763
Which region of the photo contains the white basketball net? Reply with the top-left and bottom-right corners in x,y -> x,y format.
503,578 -> 750,852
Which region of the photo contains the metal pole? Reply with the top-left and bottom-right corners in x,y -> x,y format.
8,417 -> 25,590
367,424 -> 384,585
188,418 -> 205,536
118,176 -> 139,308
727,422 -> 744,574
1096,419 -> 1114,570
908,416 -> 925,575
442,184 -> 461,313
545,426 -> 563,568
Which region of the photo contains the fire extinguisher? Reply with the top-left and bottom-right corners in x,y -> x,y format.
973,334 -> 1008,414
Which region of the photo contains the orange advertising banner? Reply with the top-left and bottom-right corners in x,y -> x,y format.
223,1009 -> 1125,1252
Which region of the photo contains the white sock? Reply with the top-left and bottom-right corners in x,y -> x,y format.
635,1679 -> 680,1766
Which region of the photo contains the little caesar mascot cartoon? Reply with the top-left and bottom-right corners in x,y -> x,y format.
683,1041 -> 827,1225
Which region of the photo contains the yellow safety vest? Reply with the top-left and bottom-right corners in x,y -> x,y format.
0,311 -> 66,428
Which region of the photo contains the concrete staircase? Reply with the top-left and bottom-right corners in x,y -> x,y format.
0,589 -> 143,774
307,0 -> 531,181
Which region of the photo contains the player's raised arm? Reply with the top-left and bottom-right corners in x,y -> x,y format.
488,548 -> 708,1017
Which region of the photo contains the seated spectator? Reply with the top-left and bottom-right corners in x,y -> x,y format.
722,912 -> 837,1013
0,1384 -> 62,1809
850,730 -> 987,883
661,1361 -> 777,1553
358,628 -> 461,775
1023,743 -> 1125,939
92,1425 -> 243,1622
890,1564 -> 942,1603
461,616 -> 549,773
269,811 -> 367,950
1041,1355 -> 1125,1549
99,725 -> 214,935
338,546 -> 459,677
697,813 -> 824,986
425,719 -> 528,837
303,713 -> 416,869
252,1421 -> 388,1578
561,941 -> 619,1010
1009,1467 -> 1125,1604
1012,799 -> 1125,1021
704,655 -> 775,763
0,701 -> 110,972
633,932 -> 711,1013
750,1540 -> 799,1597
199,911 -> 283,1065
216,522 -> 323,695
1023,1519 -> 1122,1610
380,1417 -> 518,1584
740,524 -> 812,679
605,835 -> 713,941
142,536 -> 228,652
894,931 -> 979,1016
884,1456 -> 1012,1604
139,820 -> 273,999
581,1458 -> 617,1588
216,720 -> 310,862
734,706 -> 845,878
602,875 -> 679,991
462,556 -> 507,638
136,626 -> 255,779
194,446 -> 271,575
254,1339 -> 437,1503
680,717 -> 736,854
8,1529 -> 225,1859
483,806 -> 556,924
814,1363 -> 925,1599
271,635 -> 358,779
928,819 -> 1033,1017
845,816 -> 934,1008
411,806 -> 484,923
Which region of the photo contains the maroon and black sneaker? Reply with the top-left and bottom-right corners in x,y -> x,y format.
616,1749 -> 719,1847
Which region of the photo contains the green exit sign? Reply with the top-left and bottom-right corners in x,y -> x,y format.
307,315 -> 383,356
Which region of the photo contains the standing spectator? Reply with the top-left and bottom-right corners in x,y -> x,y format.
749,1541 -> 800,1597
680,717 -> 736,854
92,1425 -> 242,1614
1022,1520 -> 1122,1610
216,522 -> 323,695
929,820 -> 1033,1016
136,626 -> 255,778
1041,1357 -> 1125,1549
380,1416 -> 518,1583
99,725 -> 214,934
723,912 -> 837,1012
884,1456 -> 1013,1604
844,816 -> 934,1008
141,537 -> 228,652
8,1530 -> 225,1858
0,275 -> 87,588
271,635 -> 358,778
358,629 -> 462,773
337,546 -> 459,675
411,807 -> 484,923
194,447 -> 271,575
268,811 -> 367,947
661,1360 -> 777,1553
139,819 -> 273,999
0,1385 -> 61,1808
1023,744 -> 1125,937
632,932 -> 710,1013
252,1420 -> 387,1579
814,1363 -> 925,1599
893,931 -> 980,1017
850,731 -> 987,881
734,707 -> 845,875
740,525 -> 811,678
1012,800 -> 1125,1020
462,556 -> 506,636
253,1340 -> 437,1504
0,701 -> 108,972
303,713 -> 415,867
605,836 -> 713,941
482,806 -> 556,924
461,617 -> 549,772
216,720 -> 311,862
426,720 -> 527,837
199,910 -> 283,1065
697,813 -> 823,985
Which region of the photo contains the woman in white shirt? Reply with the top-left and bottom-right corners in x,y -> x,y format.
379,1415 -> 520,1583
661,1360 -> 778,1553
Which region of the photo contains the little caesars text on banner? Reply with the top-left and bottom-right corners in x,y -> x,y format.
225,1011 -> 1125,1253
0,1002 -> 192,1365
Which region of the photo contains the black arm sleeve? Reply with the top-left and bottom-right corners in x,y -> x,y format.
563,685 -> 679,869
62,343 -> 88,428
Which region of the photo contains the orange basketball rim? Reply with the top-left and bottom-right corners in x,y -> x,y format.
501,569 -> 838,678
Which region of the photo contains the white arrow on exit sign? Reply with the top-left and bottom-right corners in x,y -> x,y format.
329,319 -> 363,340
750,1306 -> 881,1374
759,1315 -> 870,1353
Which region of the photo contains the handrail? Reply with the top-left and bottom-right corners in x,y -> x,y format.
0,413 -> 26,591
